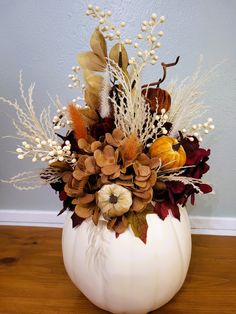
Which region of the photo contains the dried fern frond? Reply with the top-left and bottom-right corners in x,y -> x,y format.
168,58 -> 219,137
108,61 -> 166,145
1,166 -> 65,191
0,171 -> 46,190
159,174 -> 209,193
0,73 -> 73,165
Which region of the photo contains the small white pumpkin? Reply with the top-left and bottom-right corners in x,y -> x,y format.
97,183 -> 132,218
62,206 -> 192,314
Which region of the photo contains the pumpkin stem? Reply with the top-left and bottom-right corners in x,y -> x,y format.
142,56 -> 180,88
172,142 -> 181,151
109,194 -> 118,204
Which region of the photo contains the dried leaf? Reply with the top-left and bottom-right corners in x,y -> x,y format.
78,107 -> 99,126
133,189 -> 153,201
75,204 -> 93,218
73,168 -> 88,181
130,196 -> 146,212
91,141 -> 102,152
49,161 -> 72,171
128,204 -> 154,243
109,43 -> 129,71
113,216 -> 129,234
77,138 -> 91,151
62,172 -> 73,183
84,89 -> 100,110
120,133 -> 140,163
101,164 -> 120,176
84,70 -> 103,91
71,212 -> 85,228
90,28 -> 107,59
85,156 -> 97,173
92,207 -> 100,225
77,51 -> 106,72
107,217 -> 117,230
78,193 -> 95,205
154,201 -> 180,221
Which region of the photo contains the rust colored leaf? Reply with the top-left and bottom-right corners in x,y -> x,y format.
92,207 -> 100,226
75,204 -> 93,218
128,204 -> 154,244
120,133 -> 140,163
113,216 -> 129,234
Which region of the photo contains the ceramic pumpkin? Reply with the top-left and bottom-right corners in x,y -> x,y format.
150,136 -> 186,170
62,207 -> 191,314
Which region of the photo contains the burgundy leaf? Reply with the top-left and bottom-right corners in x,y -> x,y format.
191,193 -> 195,205
198,183 -> 213,194
170,202 -> 181,220
71,212 -> 85,228
57,206 -> 67,216
59,190 -> 68,201
154,201 -> 180,221
154,202 -> 169,220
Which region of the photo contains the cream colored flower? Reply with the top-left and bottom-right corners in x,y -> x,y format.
97,184 -> 132,218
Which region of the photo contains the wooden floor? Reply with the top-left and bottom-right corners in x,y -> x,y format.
0,227 -> 235,314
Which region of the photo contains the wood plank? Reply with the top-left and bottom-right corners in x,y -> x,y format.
0,226 -> 235,314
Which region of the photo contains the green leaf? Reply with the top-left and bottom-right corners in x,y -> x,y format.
128,203 -> 154,244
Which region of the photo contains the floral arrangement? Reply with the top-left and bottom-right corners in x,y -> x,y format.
1,4 -> 215,243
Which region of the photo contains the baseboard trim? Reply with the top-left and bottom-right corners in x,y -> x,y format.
0,209 -> 236,236
0,210 -> 65,228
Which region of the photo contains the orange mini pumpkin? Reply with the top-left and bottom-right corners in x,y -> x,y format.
149,136 -> 186,170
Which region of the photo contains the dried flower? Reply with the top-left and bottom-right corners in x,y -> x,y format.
68,103 -> 87,140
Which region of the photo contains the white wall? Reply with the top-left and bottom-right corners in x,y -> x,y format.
0,0 -> 235,217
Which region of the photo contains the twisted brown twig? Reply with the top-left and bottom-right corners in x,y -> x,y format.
142,56 -> 180,88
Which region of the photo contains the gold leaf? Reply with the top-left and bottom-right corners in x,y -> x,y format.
78,107 -> 99,126
90,28 -> 107,59
84,70 -> 103,91
83,70 -> 103,110
127,203 -> 154,243
77,51 -> 106,72
84,90 -> 100,110
109,43 -> 129,71
49,161 -> 72,171
113,216 -> 129,234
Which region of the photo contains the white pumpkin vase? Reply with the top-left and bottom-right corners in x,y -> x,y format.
62,206 -> 192,314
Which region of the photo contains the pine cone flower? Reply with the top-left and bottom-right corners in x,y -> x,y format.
94,145 -> 120,178
129,154 -> 160,212
62,155 -> 101,224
